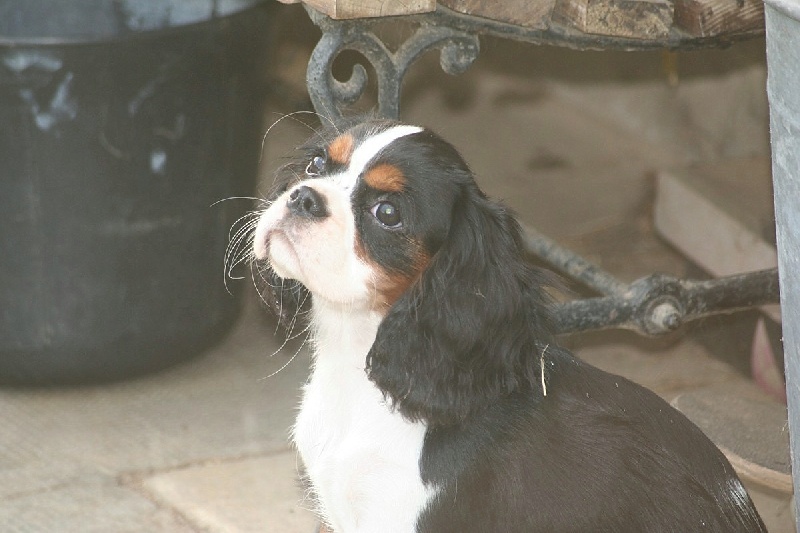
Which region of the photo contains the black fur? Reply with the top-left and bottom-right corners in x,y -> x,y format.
417,346 -> 766,532
359,144 -> 766,528
365,177 -> 554,426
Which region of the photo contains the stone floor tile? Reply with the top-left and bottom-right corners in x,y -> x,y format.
141,451 -> 318,533
0,476 -> 195,533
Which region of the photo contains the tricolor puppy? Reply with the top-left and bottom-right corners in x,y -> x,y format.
252,120 -> 766,532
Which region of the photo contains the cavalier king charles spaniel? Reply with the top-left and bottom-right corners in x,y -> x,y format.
252,119 -> 766,532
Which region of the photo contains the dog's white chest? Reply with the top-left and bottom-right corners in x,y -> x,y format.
293,313 -> 435,533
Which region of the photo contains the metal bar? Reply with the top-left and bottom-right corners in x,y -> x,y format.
680,269 -> 781,316
551,268 -> 781,335
522,227 -> 628,296
765,0 -> 800,524
552,295 -> 636,334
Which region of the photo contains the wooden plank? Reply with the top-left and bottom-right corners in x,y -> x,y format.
439,0 -> 556,30
674,0 -> 763,37
654,158 -> 777,276
302,0 -> 436,19
553,0 -> 674,39
653,157 -> 779,321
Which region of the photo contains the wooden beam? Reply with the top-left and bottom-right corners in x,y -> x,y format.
674,0 -> 763,37
654,158 -> 777,279
439,0 -> 557,30
553,0 -> 674,39
303,0 -> 436,19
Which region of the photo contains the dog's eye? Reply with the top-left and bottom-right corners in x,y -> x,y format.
305,154 -> 326,176
371,201 -> 402,228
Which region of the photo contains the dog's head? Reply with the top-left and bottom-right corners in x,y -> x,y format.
254,120 -> 553,425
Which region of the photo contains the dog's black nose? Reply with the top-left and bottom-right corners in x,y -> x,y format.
287,185 -> 328,219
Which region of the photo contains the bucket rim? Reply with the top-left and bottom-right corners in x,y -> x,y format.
0,0 -> 269,45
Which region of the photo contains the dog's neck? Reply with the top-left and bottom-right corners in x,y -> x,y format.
309,296 -> 384,373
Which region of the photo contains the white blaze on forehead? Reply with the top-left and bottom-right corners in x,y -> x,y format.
334,124 -> 423,192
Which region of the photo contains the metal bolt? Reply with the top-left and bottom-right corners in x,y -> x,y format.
649,302 -> 682,333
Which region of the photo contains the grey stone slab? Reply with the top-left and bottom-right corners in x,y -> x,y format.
141,451 -> 318,533
654,159 -> 777,277
0,475 -> 195,533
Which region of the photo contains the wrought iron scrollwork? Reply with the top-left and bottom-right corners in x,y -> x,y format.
305,7 -> 480,120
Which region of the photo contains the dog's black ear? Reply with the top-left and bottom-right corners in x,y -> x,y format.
366,184 -> 553,426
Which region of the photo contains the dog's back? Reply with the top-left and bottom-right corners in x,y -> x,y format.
417,346 -> 767,533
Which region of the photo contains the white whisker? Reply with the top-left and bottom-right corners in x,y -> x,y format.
260,110 -> 340,164
223,211 -> 262,294
210,196 -> 261,207
259,326 -> 311,380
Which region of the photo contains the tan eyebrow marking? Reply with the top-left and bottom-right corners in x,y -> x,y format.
328,134 -> 354,165
364,163 -> 406,193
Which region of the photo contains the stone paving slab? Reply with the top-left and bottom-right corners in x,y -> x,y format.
0,475 -> 195,533
140,450 -> 317,533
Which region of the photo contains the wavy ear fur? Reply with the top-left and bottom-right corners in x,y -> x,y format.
366,183 -> 554,426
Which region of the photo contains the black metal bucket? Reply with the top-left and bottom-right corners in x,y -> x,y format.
0,1 -> 274,385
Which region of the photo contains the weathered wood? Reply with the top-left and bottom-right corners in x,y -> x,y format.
553,0 -> 674,39
674,0 -> 763,37
654,158 -> 777,278
302,0 -> 436,19
439,0 -> 556,30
